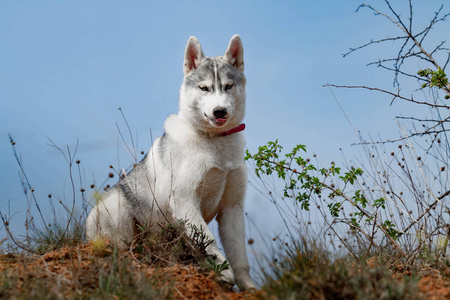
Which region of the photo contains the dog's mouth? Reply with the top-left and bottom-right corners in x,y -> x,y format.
204,113 -> 228,127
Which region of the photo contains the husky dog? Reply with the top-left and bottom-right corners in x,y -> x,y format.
86,35 -> 255,290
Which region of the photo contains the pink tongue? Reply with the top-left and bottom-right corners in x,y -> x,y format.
216,118 -> 227,122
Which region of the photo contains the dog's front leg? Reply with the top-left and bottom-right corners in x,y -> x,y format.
172,196 -> 236,286
217,166 -> 256,291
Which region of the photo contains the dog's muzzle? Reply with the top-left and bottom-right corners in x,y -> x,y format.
204,106 -> 229,127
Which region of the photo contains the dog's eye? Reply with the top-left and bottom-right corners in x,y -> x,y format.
224,84 -> 233,91
199,86 -> 209,92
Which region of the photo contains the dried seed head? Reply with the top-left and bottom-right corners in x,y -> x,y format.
90,184 -> 95,189
109,165 -> 113,169
80,188 -> 85,192
76,160 -> 80,164
48,194 -> 52,198
391,152 -> 394,156
248,239 -> 254,245
417,157 -> 421,161
141,151 -> 144,155
441,166 -> 445,172
398,145 -> 402,149
30,188 -> 35,192
133,164 -> 137,167
108,172 -> 114,178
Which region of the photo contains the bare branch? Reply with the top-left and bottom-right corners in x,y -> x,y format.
396,115 -> 450,124
366,52 -> 426,66
323,84 -> 449,108
430,41 -> 447,56
398,189 -> 450,237
444,53 -> 450,70
353,128 -> 450,146
418,5 -> 450,46
374,64 -> 427,82
343,36 -> 408,58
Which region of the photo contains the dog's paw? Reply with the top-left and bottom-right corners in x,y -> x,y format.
218,267 -> 235,287
235,273 -> 256,291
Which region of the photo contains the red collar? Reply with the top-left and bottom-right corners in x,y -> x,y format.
218,123 -> 245,136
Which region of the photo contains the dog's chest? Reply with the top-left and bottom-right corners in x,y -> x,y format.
197,167 -> 228,223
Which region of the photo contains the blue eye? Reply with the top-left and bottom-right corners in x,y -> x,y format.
199,86 -> 209,92
225,84 -> 233,91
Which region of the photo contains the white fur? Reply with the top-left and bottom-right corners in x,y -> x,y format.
86,35 -> 255,291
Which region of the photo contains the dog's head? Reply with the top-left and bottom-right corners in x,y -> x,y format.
179,35 -> 246,135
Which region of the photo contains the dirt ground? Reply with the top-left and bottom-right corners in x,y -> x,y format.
417,271 -> 450,300
0,244 -> 256,299
2,244 -> 450,299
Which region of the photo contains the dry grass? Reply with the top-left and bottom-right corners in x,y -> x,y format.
256,235 -> 450,300
0,235 -> 255,300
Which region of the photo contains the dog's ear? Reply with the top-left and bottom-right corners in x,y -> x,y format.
224,35 -> 244,72
184,36 -> 205,75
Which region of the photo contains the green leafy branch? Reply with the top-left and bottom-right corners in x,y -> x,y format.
418,67 -> 450,98
246,140 -> 404,254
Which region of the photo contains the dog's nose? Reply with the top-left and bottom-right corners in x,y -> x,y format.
213,107 -> 227,118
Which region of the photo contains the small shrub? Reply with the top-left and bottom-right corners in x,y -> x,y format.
259,235 -> 420,300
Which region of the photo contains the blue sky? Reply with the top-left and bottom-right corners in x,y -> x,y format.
1,0 -> 448,270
